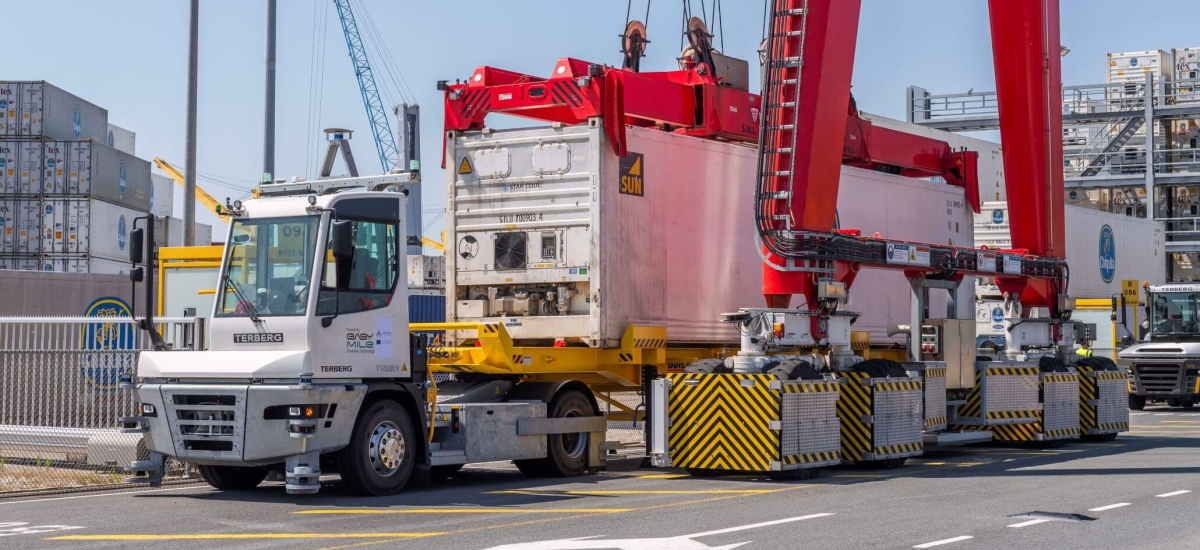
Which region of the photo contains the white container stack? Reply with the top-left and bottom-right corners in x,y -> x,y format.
150,173 -> 174,217
0,80 -> 152,273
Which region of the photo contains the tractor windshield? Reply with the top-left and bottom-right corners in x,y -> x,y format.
216,216 -> 321,318
1150,291 -> 1200,336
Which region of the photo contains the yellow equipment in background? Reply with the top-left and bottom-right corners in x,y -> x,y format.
153,157 -> 230,222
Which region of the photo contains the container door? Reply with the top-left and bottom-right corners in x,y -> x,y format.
18,199 -> 40,254
0,82 -> 17,137
18,141 -> 40,194
70,199 -> 87,254
70,140 -> 90,195
46,141 -> 69,194
20,82 -> 41,137
0,199 -> 14,254
0,141 -> 15,193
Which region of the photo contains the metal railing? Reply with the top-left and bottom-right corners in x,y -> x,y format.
0,317 -> 202,496
909,78 -> 1200,130
1064,147 -> 1200,179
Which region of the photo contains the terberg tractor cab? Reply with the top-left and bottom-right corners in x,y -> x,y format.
121,173 -> 609,495
1121,283 -> 1200,410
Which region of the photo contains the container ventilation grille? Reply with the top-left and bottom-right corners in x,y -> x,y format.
494,232 -> 527,270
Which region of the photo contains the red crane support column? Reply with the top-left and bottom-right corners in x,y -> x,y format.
988,0 -> 1067,309
761,0 -> 863,308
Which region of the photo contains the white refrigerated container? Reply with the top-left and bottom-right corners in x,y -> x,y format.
446,124 -> 972,347
0,81 -> 108,141
1107,50 -> 1174,85
106,123 -> 136,155
0,256 -> 39,271
38,254 -> 129,274
41,140 -> 151,211
17,141 -> 42,195
0,142 -> 16,194
153,216 -> 212,248
41,198 -> 142,259
407,254 -> 446,289
0,198 -> 41,255
974,201 -> 1166,298
150,173 -> 174,217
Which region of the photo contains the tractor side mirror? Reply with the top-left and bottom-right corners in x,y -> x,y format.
331,220 -> 354,261
130,227 -> 145,265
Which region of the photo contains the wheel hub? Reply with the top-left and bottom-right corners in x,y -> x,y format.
369,421 -> 405,477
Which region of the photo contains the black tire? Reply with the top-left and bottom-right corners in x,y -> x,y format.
335,399 -> 416,496
430,464 -> 465,479
1129,394 -> 1147,411
1168,398 -> 1183,408
1081,432 -> 1119,443
1035,439 -> 1067,449
195,465 -> 268,491
860,457 -> 907,469
513,390 -> 595,478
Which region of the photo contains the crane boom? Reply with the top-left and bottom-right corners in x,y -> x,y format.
153,157 -> 229,222
332,0 -> 400,173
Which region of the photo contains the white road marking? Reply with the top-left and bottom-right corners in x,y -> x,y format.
0,523 -> 83,537
1089,503 -> 1131,511
1154,413 -> 1175,416
1130,412 -> 1149,416
0,485 -> 203,506
480,513 -> 833,549
914,536 -> 974,548
1155,490 -> 1191,498
1007,519 -> 1050,528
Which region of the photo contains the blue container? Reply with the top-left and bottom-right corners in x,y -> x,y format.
409,294 -> 446,346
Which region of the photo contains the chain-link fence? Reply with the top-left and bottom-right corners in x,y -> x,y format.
0,317 -> 201,496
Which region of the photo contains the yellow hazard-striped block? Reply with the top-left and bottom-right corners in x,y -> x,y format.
666,373 -> 779,472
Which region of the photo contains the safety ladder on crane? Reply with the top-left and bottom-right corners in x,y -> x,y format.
755,0 -> 817,271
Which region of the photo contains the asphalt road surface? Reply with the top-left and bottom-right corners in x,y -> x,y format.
3,406 -> 1199,550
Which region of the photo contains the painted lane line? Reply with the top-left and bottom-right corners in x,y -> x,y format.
489,489 -> 780,496
0,523 -> 83,537
1153,413 -> 1175,416
1130,412 -> 1149,416
49,532 -> 445,541
1007,519 -> 1051,528
1088,503 -> 1132,511
295,508 -> 634,515
479,514 -> 834,549
1156,490 -> 1191,498
914,536 -> 974,548
687,513 -> 834,538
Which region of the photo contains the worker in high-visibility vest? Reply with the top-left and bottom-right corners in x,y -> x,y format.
1076,341 -> 1094,358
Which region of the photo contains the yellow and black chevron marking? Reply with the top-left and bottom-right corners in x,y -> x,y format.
925,367 -> 947,378
782,451 -> 839,465
632,338 -> 666,348
481,323 -> 501,334
1042,373 -> 1079,385
925,415 -> 948,428
986,420 -> 1041,441
838,372 -> 873,462
1043,427 -> 1079,439
511,354 -> 523,364
618,353 -> 635,362
874,442 -> 922,457
985,366 -> 1040,376
1077,367 -> 1129,434
959,370 -> 983,419
985,409 -> 1041,420
667,373 -> 780,472
782,382 -> 839,394
874,380 -> 923,392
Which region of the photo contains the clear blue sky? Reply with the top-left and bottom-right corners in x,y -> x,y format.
4,0 -> 1195,232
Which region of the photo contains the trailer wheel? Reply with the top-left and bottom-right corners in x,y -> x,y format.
1129,394 -> 1146,410
336,399 -> 416,496
514,389 -> 595,478
195,465 -> 267,491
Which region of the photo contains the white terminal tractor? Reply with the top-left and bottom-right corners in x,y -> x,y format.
121,170 -> 609,495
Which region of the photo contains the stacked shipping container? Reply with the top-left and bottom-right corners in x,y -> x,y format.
0,81 -> 151,273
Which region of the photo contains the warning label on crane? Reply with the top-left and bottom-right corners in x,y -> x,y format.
885,242 -> 930,267
457,155 -> 473,175
976,251 -> 997,272
619,152 -> 644,197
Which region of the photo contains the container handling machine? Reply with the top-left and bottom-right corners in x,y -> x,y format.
119,0 -> 1128,496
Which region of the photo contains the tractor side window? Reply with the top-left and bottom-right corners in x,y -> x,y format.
317,220 -> 399,315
